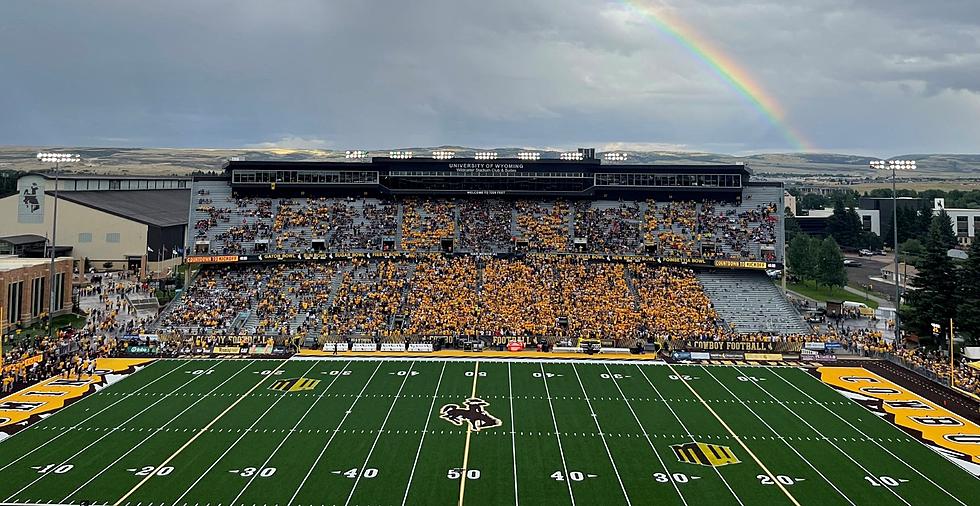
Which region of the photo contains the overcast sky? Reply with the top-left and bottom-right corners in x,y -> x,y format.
1,0 -> 978,154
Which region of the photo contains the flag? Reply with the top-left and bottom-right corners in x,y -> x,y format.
147,246 -> 153,253
172,249 -> 178,256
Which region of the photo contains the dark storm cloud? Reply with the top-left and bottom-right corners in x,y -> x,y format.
0,0 -> 977,153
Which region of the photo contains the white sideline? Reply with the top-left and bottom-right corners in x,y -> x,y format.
113,359 -> 296,506
539,363 -> 575,506
634,364 -> 746,506
603,364 -> 687,506
569,363 -> 632,506
343,361 -> 417,506
400,362 -> 448,506
286,361 -> 384,506
228,361 -> 353,505
60,361 -> 256,502
773,368 -> 971,506
0,360 -> 189,474
703,366 -> 863,506
5,361 -> 219,502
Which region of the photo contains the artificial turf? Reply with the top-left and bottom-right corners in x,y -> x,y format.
0,357 -> 975,506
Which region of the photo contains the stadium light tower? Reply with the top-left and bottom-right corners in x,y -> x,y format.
389,151 -> 414,160
869,158 -> 916,343
517,151 -> 540,161
345,150 -> 368,159
559,151 -> 584,161
474,151 -> 498,160
603,152 -> 628,162
431,150 -> 456,160
36,152 -> 81,341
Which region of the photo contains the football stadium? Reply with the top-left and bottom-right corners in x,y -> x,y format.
1,150 -> 978,506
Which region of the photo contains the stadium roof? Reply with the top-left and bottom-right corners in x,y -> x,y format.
0,234 -> 47,245
46,189 -> 189,227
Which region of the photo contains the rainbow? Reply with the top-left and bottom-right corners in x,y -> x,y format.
619,0 -> 813,151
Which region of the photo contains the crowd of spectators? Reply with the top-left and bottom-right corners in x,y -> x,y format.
896,347 -> 980,397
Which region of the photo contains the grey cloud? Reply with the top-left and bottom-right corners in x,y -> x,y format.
0,0 -> 977,153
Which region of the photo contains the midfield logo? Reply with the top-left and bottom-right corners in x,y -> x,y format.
269,377 -> 320,393
671,441 -> 740,467
439,397 -> 503,432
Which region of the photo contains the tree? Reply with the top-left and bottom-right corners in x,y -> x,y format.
900,239 -> 925,259
825,199 -> 863,248
816,237 -> 846,290
904,213 -> 958,338
956,239 -> 980,344
787,235 -> 816,282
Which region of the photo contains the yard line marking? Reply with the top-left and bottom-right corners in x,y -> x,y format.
540,363 -> 575,506
344,361 -> 417,506
664,363 -> 801,506
634,365 -> 745,506
61,361 -> 257,502
508,363 -> 519,506
773,368 -> 972,506
705,366 -> 863,506
455,362 -> 481,506
228,361 -> 353,506
400,362 -> 448,506
0,360 -> 189,474
113,359 -> 296,506
604,365 -> 687,506
570,364 -> 631,506
6,361 -> 219,502
287,361 -> 385,506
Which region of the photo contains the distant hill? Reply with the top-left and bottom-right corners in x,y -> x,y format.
1,146 -> 978,179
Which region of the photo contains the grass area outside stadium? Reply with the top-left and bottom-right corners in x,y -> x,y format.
0,357 -> 975,506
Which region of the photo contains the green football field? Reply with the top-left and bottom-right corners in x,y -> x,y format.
0,357 -> 975,506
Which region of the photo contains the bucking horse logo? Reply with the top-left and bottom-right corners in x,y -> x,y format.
439,397 -> 503,432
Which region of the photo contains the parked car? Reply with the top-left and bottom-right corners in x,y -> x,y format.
858,249 -> 873,257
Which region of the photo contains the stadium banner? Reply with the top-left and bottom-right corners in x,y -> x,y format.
125,345 -> 157,355
212,346 -> 241,355
671,351 -> 692,361
744,353 -> 784,361
814,353 -> 837,362
506,341 -> 525,352
407,343 -> 434,352
804,341 -> 827,350
186,249 -> 782,271
710,353 -> 745,360
381,343 -> 406,352
553,346 -> 582,353
322,342 -> 348,352
824,342 -> 843,349
1,354 -> 43,374
185,255 -> 242,264
351,343 -> 377,352
690,352 -> 711,360
600,347 -> 632,354
667,339 -> 804,353
250,345 -> 274,355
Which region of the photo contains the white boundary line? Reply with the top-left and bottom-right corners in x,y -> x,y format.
603,364 -> 687,506
0,360 -> 188,472
400,361 -> 447,506
634,364 -> 746,506
703,366 -> 865,506
455,361 -> 482,506
540,362 -> 575,506
291,355 -> 668,365
286,361 -> 384,506
663,362 -> 801,506
115,359 -> 298,506
60,361 -> 256,502
5,361 -> 219,502
773,367 -> 973,505
508,362 -> 519,506
569,363 -> 632,506
228,360 -> 353,505
343,361 -> 417,506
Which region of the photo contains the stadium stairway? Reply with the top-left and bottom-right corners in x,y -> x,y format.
697,270 -> 811,335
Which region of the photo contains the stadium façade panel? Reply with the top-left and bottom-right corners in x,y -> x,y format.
220,157 -> 752,198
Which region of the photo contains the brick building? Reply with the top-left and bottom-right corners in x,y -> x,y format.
0,256 -> 73,334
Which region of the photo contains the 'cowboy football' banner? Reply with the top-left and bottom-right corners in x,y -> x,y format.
666,340 -> 803,353
17,178 -> 43,224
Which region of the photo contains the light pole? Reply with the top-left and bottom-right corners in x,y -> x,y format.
37,152 -> 80,340
869,159 -> 916,343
